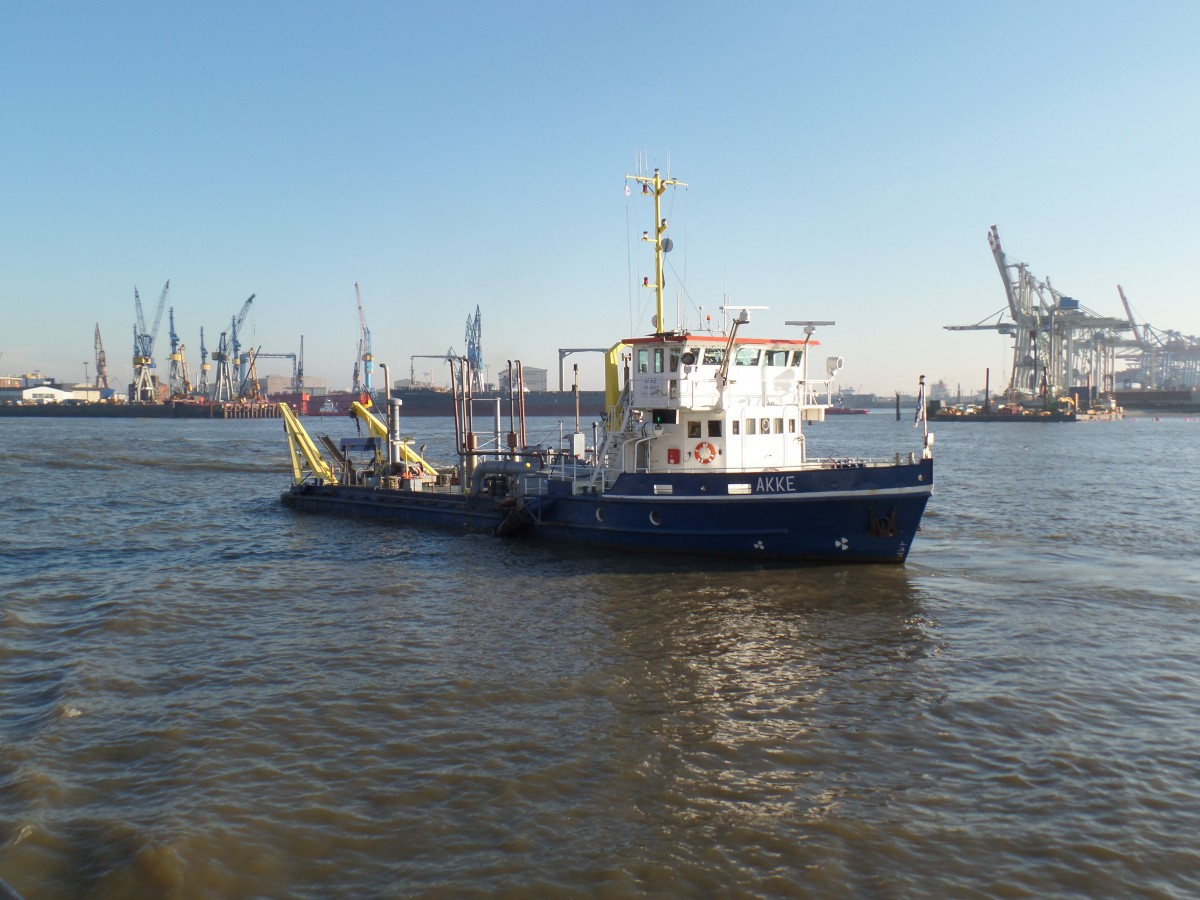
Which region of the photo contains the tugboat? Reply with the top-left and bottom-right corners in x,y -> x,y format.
280,167 -> 934,563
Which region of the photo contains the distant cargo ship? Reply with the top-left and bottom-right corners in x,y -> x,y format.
1108,389 -> 1200,413
0,399 -> 279,418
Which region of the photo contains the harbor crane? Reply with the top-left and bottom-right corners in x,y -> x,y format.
209,331 -> 235,402
465,306 -> 483,393
167,307 -> 192,398
131,280 -> 170,402
176,343 -> 192,399
353,283 -> 375,400
945,227 -> 1129,402
230,294 -> 255,388
197,327 -> 210,396
1115,285 -> 1200,389
93,324 -> 111,391
238,347 -> 264,400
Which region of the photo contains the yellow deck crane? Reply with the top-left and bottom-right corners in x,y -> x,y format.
349,401 -> 439,476
279,403 -> 336,484
277,399 -> 439,486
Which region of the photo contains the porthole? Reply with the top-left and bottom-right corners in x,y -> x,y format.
596,507 -> 606,522
649,510 -> 662,526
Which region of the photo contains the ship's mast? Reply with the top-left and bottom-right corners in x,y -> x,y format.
626,167 -> 686,335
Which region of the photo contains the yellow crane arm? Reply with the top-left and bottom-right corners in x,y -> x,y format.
349,401 -> 439,476
279,402 -> 337,484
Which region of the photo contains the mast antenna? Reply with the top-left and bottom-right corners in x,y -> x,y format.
626,167 -> 687,335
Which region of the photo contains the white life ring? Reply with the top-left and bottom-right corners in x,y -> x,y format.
694,441 -> 717,464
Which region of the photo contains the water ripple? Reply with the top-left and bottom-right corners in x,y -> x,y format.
2,417 -> 1200,896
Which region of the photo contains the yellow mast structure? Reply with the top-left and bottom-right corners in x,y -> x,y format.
625,167 -> 686,335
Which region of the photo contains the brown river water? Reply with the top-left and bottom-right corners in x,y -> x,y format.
2,413 -> 1199,898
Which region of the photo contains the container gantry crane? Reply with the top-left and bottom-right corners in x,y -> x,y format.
945,227 -> 1128,402
131,280 -> 169,402
1116,285 -> 1200,389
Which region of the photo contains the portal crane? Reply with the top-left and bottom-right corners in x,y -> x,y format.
229,294 -> 255,388
197,327 -> 211,396
177,343 -> 191,398
93,324 -> 111,391
131,280 -> 169,402
465,306 -> 483,393
210,331 -> 235,402
356,282 -> 374,400
167,307 -> 189,397
239,347 -> 264,400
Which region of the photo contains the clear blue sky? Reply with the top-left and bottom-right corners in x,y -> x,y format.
3,1 -> 1197,395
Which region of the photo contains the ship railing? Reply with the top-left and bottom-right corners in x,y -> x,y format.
587,454 -> 921,478
587,390 -> 634,491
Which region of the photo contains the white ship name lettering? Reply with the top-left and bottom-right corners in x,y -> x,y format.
756,475 -> 796,494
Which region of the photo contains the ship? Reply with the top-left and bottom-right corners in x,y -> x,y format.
931,402 -> 1076,423
1107,388 -> 1200,413
0,398 -> 279,419
278,167 -> 934,564
929,368 -> 1077,422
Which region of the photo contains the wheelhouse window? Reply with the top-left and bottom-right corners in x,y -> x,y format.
654,348 -> 665,373
702,348 -> 725,365
707,420 -> 722,438
734,347 -> 761,366
732,420 -> 740,435
688,421 -> 702,438
669,349 -> 680,372
745,418 -> 757,435
638,349 -> 649,373
765,349 -> 790,366
790,350 -> 805,367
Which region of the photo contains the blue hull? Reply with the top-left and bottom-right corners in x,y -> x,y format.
283,458 -> 932,565
527,459 -> 931,563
